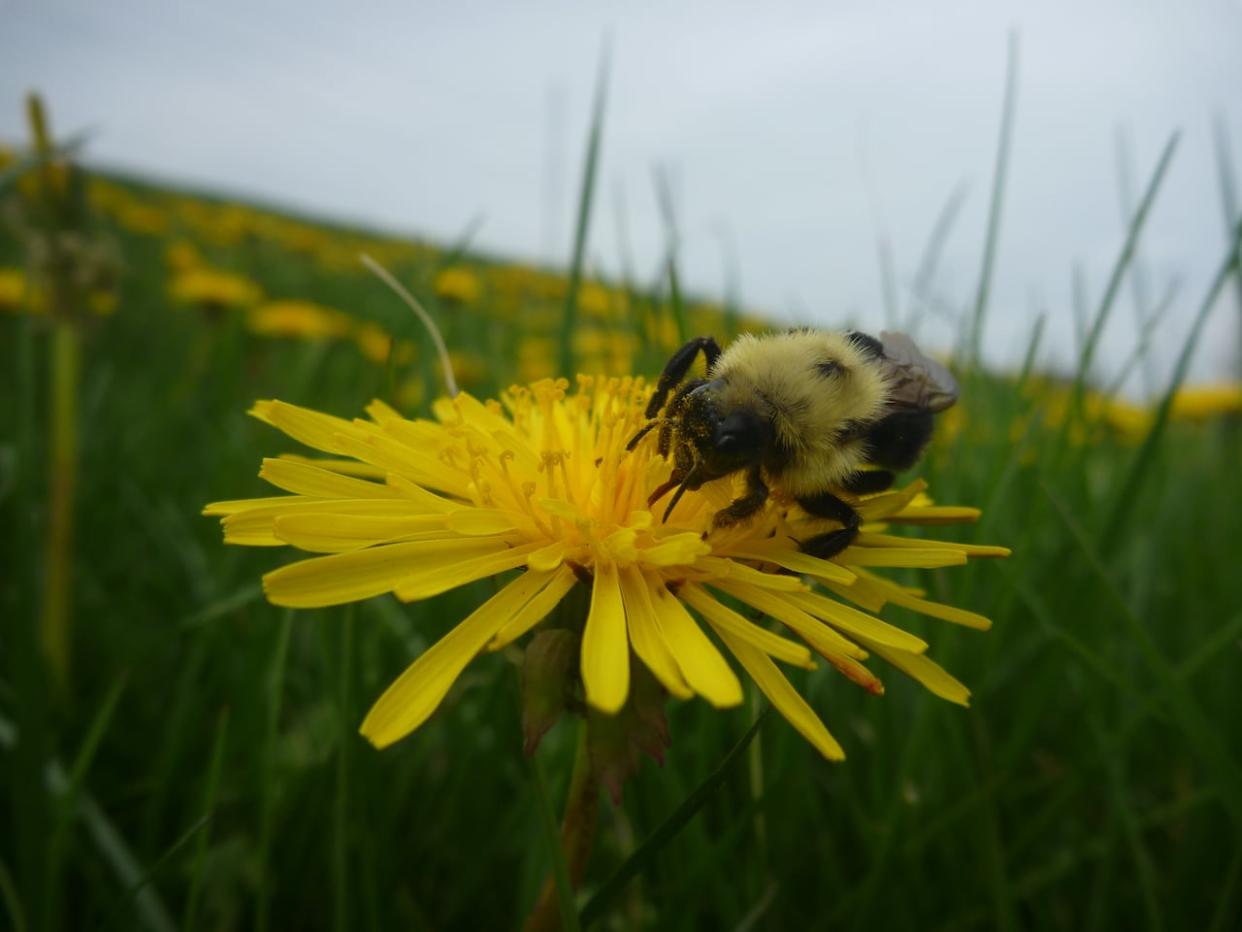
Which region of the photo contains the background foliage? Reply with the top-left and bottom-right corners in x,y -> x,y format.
2,99 -> 1241,932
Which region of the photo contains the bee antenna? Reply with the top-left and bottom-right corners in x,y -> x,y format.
626,420 -> 659,452
646,475 -> 679,507
662,476 -> 694,523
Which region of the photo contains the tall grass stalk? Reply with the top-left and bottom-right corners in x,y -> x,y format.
557,42 -> 610,377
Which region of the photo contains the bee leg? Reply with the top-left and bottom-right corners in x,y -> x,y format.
841,469 -> 895,495
710,466 -> 769,532
628,377 -> 708,452
796,491 -> 861,560
655,378 -> 707,456
626,420 -> 659,450
644,336 -> 722,419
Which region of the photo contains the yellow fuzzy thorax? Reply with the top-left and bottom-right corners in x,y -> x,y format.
710,330 -> 890,494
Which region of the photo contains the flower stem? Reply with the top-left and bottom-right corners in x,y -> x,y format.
43,319 -> 79,691
524,723 -> 598,932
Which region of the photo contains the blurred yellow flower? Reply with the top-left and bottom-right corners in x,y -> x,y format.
1169,383 -> 1242,421
164,240 -> 204,273
0,267 -> 41,314
353,322 -> 396,364
169,267 -> 262,311
205,377 -> 1006,757
247,300 -> 353,340
434,267 -> 481,305
577,282 -> 612,319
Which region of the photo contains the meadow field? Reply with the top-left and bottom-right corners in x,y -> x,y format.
3,103 -> 1242,932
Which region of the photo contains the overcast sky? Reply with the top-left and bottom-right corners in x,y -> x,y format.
3,0 -> 1241,392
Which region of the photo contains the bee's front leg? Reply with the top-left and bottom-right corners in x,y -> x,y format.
645,336 -> 722,419
709,466 -> 769,534
795,490 -> 860,559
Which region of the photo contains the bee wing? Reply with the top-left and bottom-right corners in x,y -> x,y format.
879,331 -> 959,413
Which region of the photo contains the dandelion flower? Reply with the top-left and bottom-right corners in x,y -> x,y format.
433,266 -> 481,305
247,299 -> 354,340
1169,382 -> 1242,422
205,377 -> 1007,757
0,267 -> 42,314
169,267 -> 262,311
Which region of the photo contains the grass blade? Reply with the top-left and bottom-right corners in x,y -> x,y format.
1101,215 -> 1242,546
579,708 -> 770,927
334,610 -> 354,932
1072,134 -> 1179,398
529,753 -> 583,932
558,41 -> 611,377
1042,481 -> 1242,827
183,707 -> 229,932
1212,118 -> 1242,377
255,611 -> 293,932
968,31 -> 1020,362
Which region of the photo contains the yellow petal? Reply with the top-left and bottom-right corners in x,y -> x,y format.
204,494 -> 313,517
854,532 -> 1009,558
710,581 -> 868,661
527,540 -> 571,571
820,575 -> 888,613
272,513 -> 449,552
276,454 -> 388,480
834,548 -> 967,569
263,536 -> 513,608
783,589 -> 929,652
581,560 -> 629,714
692,556 -> 807,591
646,574 -> 742,707
887,505 -> 982,525
446,509 -> 522,536
364,398 -> 403,423
487,565 -> 578,650
855,480 -> 928,521
727,546 -> 856,585
618,567 -> 693,700
679,584 -> 814,669
360,570 -> 553,747
881,589 -> 994,631
640,533 -> 712,566
863,641 -> 972,706
715,627 -> 844,761
394,542 -> 540,601
330,429 -> 474,499
223,499 -> 435,546
260,457 -> 392,500
250,400 -> 359,455
713,581 -> 885,694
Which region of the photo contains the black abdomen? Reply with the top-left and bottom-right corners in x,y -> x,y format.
863,409 -> 934,471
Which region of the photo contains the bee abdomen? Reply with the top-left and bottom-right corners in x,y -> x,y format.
861,409 -> 934,471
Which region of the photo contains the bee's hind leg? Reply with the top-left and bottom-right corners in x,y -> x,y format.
796,490 -> 861,560
645,336 -> 722,418
709,466 -> 769,534
841,469 -> 895,495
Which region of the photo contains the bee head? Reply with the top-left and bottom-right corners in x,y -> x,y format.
680,384 -> 770,486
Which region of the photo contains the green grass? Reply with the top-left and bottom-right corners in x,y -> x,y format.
2,125 -> 1241,932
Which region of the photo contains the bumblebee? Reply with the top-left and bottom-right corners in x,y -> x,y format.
628,329 -> 958,559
